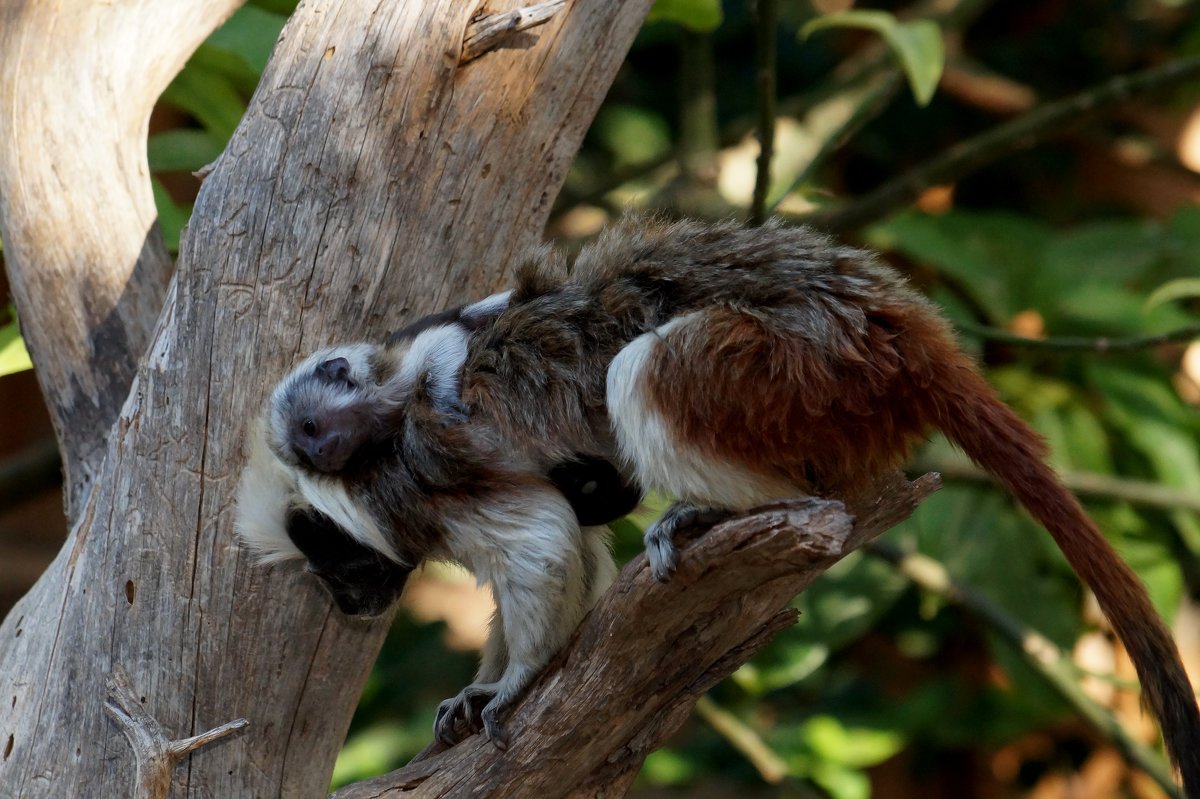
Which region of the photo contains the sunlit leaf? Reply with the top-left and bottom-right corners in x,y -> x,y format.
809,762 -> 871,799
1145,277 -> 1200,309
646,0 -> 723,32
802,11 -> 944,105
0,310 -> 32,377
331,722 -> 427,788
802,715 -> 906,767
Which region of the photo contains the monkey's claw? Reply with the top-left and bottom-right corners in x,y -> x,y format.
433,683 -> 500,746
481,703 -> 509,750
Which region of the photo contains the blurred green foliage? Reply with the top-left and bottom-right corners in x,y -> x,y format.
0,304 -> 32,378
126,0 -> 1200,796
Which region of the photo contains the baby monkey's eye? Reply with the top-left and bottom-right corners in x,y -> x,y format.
302,419 -> 318,437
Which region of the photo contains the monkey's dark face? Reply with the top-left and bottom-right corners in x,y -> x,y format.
286,508 -> 412,618
271,348 -> 383,474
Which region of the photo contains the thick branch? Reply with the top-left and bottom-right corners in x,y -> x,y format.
332,473 -> 941,798
0,0 -> 244,520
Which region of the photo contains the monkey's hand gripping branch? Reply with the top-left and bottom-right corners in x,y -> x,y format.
329,472 -> 940,799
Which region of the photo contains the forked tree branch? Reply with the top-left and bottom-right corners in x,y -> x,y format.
331,472 -> 942,798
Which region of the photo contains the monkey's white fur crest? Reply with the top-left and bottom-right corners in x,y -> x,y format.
463,290 -> 513,323
297,473 -> 409,567
234,417 -> 304,563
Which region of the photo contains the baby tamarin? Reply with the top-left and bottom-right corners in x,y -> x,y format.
236,216 -> 1199,794
236,296 -> 635,745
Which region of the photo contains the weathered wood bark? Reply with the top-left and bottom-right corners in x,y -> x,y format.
332,474 -> 941,798
0,0 -> 244,521
0,1 -> 651,797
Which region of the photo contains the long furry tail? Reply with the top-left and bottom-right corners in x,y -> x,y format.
928,353 -> 1200,797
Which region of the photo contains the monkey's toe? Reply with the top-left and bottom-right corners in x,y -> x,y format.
644,525 -> 679,582
646,539 -> 678,582
481,704 -> 509,750
434,698 -> 466,746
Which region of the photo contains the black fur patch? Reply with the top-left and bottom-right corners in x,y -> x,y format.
286,507 -> 412,617
549,456 -> 642,527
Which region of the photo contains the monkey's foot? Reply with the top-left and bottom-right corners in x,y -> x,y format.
434,683 -> 508,747
644,503 -> 731,582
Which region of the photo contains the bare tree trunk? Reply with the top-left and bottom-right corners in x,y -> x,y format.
0,1 -> 652,796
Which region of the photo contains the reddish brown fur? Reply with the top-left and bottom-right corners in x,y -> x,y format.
645,294 -> 1200,794
647,300 -> 940,496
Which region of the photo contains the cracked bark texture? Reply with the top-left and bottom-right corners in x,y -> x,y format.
0,0 -> 652,796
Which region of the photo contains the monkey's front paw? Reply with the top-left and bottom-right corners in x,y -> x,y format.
434,684 -> 497,746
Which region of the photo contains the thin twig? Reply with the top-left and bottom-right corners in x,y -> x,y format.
957,320 -> 1200,354
866,541 -> 1181,798
918,456 -> 1200,515
694,695 -> 789,784
750,0 -> 778,226
799,55 -> 1200,232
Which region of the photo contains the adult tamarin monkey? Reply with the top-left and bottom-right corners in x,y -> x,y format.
236,216 -> 1200,793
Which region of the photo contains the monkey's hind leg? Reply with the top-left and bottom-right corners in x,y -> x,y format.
607,312 -> 802,582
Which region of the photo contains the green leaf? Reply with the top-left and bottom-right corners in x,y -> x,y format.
871,211 -> 1053,321
801,715 -> 906,768
162,63 -> 247,141
802,11 -> 944,106
148,129 -> 225,172
151,179 -> 191,254
0,310 -> 32,377
641,748 -> 698,785
809,761 -> 872,799
743,553 -> 905,694
591,105 -> 672,169
646,0 -> 723,32
1145,277 -> 1200,310
206,5 -> 288,76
